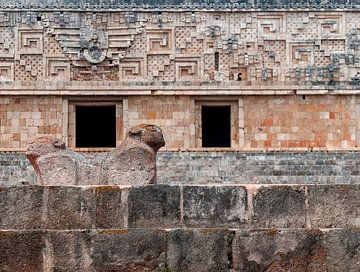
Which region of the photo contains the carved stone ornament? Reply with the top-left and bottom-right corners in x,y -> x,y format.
26,124 -> 165,185
83,45 -> 107,64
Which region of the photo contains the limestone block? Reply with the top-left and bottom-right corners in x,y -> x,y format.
307,185 -> 360,228
91,229 -> 167,271
128,185 -> 181,228
183,185 -> 247,228
324,229 -> 360,272
46,186 -> 95,229
167,229 -> 233,272
26,124 -> 165,185
232,229 -> 326,271
0,186 -> 45,229
48,230 -> 93,271
0,231 -> 46,272
251,186 -> 306,228
94,186 -> 128,229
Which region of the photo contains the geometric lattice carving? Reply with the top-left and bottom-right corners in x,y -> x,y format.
44,57 -> 70,81
288,43 -> 315,66
0,62 -> 14,81
16,29 -> 43,58
175,56 -> 200,80
258,15 -> 284,35
147,29 -> 173,54
0,10 -> 357,84
317,14 -> 343,35
119,58 -> 145,80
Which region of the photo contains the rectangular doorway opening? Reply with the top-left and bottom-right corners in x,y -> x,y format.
201,106 -> 231,147
76,105 -> 116,148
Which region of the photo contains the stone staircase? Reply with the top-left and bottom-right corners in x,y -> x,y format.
1,184 -> 360,271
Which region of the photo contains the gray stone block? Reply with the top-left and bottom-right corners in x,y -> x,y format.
0,230 -> 45,272
232,229 -> 326,272
324,229 -> 360,272
128,185 -> 181,228
0,186 -> 45,229
307,185 -> 360,228
91,229 -> 167,271
48,230 -> 93,272
251,186 -> 306,228
183,186 -> 247,228
94,186 -> 128,229
46,186 -> 95,229
167,229 -> 234,272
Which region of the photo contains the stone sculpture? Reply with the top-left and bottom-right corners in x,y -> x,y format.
26,124 -> 165,185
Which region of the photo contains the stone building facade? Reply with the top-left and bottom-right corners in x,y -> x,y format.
2,0 -> 360,152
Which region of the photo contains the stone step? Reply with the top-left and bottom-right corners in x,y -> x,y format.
1,184 -> 360,230
0,228 -> 358,271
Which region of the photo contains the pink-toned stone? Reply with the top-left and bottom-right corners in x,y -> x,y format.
101,124 -> 165,185
26,124 -> 165,185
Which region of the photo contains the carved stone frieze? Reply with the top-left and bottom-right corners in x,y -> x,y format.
1,10 -> 360,86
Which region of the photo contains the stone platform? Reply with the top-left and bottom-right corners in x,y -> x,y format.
2,151 -> 360,185
1,184 -> 360,271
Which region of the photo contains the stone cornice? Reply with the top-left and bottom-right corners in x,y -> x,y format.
2,0 -> 360,10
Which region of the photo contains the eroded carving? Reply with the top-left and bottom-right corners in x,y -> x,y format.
26,124 -> 165,185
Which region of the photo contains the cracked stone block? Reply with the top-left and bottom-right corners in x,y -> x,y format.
183,186 -> 247,228
128,185 -> 181,228
167,229 -> 234,272
232,229 -> 326,272
251,185 -> 306,228
0,186 -> 45,229
46,186 -> 95,229
91,229 -> 167,271
307,185 -> 360,228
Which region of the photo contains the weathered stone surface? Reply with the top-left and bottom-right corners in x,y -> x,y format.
22,147 -> 356,186
183,186 -> 247,228
0,0 -> 352,9
48,230 -> 93,272
94,186 -> 128,229
232,229 -> 326,272
101,124 -> 165,185
0,186 -> 44,229
251,186 -> 306,228
0,231 -> 45,272
26,137 -> 86,185
47,186 -> 95,229
308,185 -> 360,228
26,124 -> 165,186
167,229 -> 233,272
8,151 -> 360,187
91,229 -> 167,272
324,229 -> 360,272
128,185 -> 180,228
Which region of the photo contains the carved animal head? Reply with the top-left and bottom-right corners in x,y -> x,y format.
26,137 -> 66,158
127,124 -> 165,152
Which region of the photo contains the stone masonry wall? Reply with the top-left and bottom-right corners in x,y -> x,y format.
0,96 -> 63,149
2,95 -> 360,151
2,151 -> 360,185
1,183 -> 360,271
244,95 -> 358,149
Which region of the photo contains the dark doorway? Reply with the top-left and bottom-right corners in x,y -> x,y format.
76,105 -> 116,148
201,106 -> 231,147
